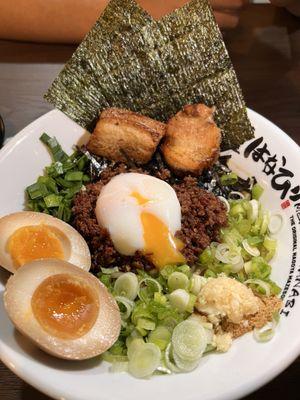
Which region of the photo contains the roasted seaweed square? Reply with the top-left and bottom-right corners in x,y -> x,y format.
45,0 -> 254,149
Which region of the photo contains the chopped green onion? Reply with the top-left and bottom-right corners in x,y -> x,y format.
76,155 -> 88,171
250,257 -> 271,280
252,183 -> 264,200
244,279 -> 271,296
248,199 -> 259,222
98,273 -> 113,291
65,171 -> 84,181
102,353 -> 128,363
164,343 -> 181,373
260,211 -> 270,235
190,274 -> 206,295
25,134 -> 91,222
137,318 -> 156,331
220,172 -> 238,186
26,182 -> 48,200
253,313 -> 279,342
40,133 -> 69,162
114,272 -> 139,301
204,269 -> 217,278
168,272 -> 189,292
100,267 -> 119,275
172,320 -> 207,361
215,243 -> 242,265
109,362 -> 129,373
177,265 -> 192,277
153,292 -> 167,304
244,260 -> 253,274
236,219 -> 251,236
115,296 -> 135,320
242,239 -> 260,257
230,203 -> 245,216
43,194 -> 63,208
172,349 -> 200,372
263,237 -> 277,251
138,278 -> 162,302
218,196 -> 230,212
169,289 -> 190,312
247,236 -> 264,246
186,294 -> 197,313
228,191 -> 244,200
221,227 -> 243,247
127,338 -> 145,360
148,326 -> 171,350
268,214 -> 284,234
128,343 -> 161,378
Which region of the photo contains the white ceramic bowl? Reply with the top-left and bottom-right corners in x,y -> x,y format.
0,109 -> 299,400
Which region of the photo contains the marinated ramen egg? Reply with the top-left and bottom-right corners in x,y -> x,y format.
96,173 -> 185,269
0,211 -> 91,273
4,259 -> 121,359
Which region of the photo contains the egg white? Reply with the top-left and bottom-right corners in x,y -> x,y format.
96,173 -> 182,256
0,211 -> 91,273
4,259 -> 121,360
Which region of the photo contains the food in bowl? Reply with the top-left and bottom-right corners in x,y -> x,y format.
0,103 -> 283,378
0,211 -> 91,273
4,259 -> 120,359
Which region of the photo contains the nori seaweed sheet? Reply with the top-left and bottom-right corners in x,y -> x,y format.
44,0 -> 254,150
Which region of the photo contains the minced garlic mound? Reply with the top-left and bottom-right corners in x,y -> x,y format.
213,332 -> 232,352
195,276 -> 260,324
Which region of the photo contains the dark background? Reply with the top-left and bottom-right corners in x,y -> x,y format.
0,4 -> 299,400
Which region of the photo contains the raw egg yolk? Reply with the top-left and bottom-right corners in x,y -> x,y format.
31,274 -> 99,340
131,192 -> 185,269
7,225 -> 64,268
141,212 -> 185,269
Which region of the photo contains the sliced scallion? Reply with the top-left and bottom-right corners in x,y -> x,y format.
252,183 -> 264,200
172,320 -> 207,361
128,343 -> 161,378
242,239 -> 260,257
168,272 -> 189,292
169,289 -> 190,312
114,272 -> 139,301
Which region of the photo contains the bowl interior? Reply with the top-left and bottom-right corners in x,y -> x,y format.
0,109 -> 299,400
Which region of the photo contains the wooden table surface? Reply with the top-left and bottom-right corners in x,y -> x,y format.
0,4 -> 299,400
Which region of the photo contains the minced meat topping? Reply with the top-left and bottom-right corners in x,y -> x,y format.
72,163 -> 227,273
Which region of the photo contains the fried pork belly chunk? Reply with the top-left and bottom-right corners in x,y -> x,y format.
87,108 -> 166,164
161,104 -> 221,175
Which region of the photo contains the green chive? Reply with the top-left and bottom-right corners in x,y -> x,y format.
77,155 -> 88,171
26,182 -> 48,200
55,177 -> 76,188
40,133 -> 68,162
65,171 -> 83,181
44,194 -> 63,208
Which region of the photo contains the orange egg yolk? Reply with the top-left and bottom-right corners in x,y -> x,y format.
7,225 -> 65,268
131,191 -> 185,269
31,274 -> 99,340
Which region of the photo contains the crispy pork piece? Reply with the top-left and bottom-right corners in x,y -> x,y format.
161,104 -> 221,175
87,108 -> 166,164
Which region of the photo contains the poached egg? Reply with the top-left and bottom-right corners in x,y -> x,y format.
96,173 -> 185,269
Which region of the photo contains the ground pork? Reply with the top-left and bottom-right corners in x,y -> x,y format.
72,163 -> 227,273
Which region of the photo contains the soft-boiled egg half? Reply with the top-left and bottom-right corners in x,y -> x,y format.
96,173 -> 185,269
0,211 -> 91,273
4,259 -> 121,359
